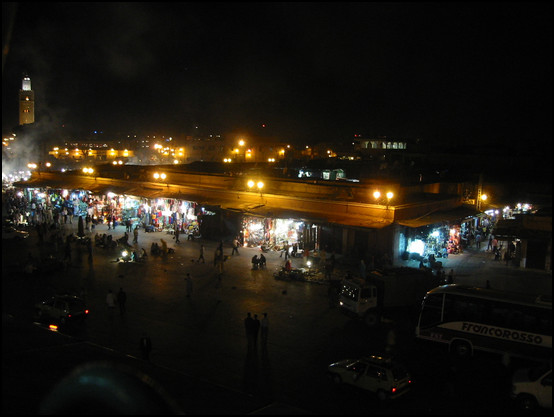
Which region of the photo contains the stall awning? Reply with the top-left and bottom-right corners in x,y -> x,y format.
396,205 -> 480,228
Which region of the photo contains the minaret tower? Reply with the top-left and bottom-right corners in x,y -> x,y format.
19,74 -> 35,125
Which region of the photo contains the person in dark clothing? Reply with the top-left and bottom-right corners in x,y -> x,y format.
244,312 -> 255,350
117,287 -> 127,315
253,314 -> 261,349
259,254 -> 266,269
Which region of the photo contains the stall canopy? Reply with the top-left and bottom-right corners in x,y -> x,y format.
396,205 -> 480,228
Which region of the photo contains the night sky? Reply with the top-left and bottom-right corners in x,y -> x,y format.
2,2 -> 552,150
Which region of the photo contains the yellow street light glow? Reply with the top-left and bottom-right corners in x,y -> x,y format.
481,194 -> 488,201
160,173 -> 166,180
238,139 -> 245,146
247,180 -> 255,189
153,172 -> 160,179
386,191 -> 394,200
257,181 -> 264,190
373,191 -> 381,199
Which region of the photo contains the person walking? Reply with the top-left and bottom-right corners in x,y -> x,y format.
198,244 -> 205,263
140,333 -> 152,361
106,289 -> 117,320
117,287 -> 127,315
260,313 -> 269,351
133,225 -> 139,244
174,224 -> 181,243
244,312 -> 254,351
232,237 -> 240,255
185,273 -> 193,297
252,314 -> 261,349
475,232 -> 482,249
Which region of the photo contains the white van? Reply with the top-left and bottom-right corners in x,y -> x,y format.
511,364 -> 552,411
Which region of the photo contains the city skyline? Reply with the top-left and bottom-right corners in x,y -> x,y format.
2,2 -> 552,152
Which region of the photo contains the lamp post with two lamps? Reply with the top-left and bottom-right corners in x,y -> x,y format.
153,172 -> 168,188
247,179 -> 264,196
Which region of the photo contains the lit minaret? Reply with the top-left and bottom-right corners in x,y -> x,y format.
19,74 -> 35,125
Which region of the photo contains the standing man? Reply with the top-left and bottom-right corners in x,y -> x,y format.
117,287 -> 127,315
133,225 -> 139,244
198,244 -> 205,263
174,223 -> 181,243
232,237 -> 240,255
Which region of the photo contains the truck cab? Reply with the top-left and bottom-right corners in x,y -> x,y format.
339,278 -> 381,326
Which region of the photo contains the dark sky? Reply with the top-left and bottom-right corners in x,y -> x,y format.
2,2 -> 552,149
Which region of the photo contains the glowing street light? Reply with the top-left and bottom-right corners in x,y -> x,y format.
153,172 -> 166,180
248,179 -> 264,196
372,190 -> 394,209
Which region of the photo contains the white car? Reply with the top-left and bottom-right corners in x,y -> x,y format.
34,294 -> 89,326
327,353 -> 412,401
511,364 -> 552,411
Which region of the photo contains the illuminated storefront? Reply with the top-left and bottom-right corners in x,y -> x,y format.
241,215 -> 319,251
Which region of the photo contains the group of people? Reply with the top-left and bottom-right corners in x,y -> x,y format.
251,253 -> 266,270
244,312 -> 269,352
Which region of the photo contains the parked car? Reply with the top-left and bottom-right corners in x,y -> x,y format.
511,363 -> 552,411
34,294 -> 88,326
327,353 -> 412,401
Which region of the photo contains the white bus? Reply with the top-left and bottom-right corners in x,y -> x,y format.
415,285 -> 552,360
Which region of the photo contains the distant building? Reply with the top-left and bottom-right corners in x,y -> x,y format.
353,136 -> 408,153
19,75 -> 35,125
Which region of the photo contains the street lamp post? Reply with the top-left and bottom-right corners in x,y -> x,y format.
153,172 -> 168,187
248,179 -> 264,196
372,190 -> 394,221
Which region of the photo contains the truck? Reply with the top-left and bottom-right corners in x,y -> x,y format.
338,267 -> 439,327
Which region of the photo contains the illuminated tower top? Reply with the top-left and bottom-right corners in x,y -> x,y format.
22,76 -> 32,91
19,74 -> 35,125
